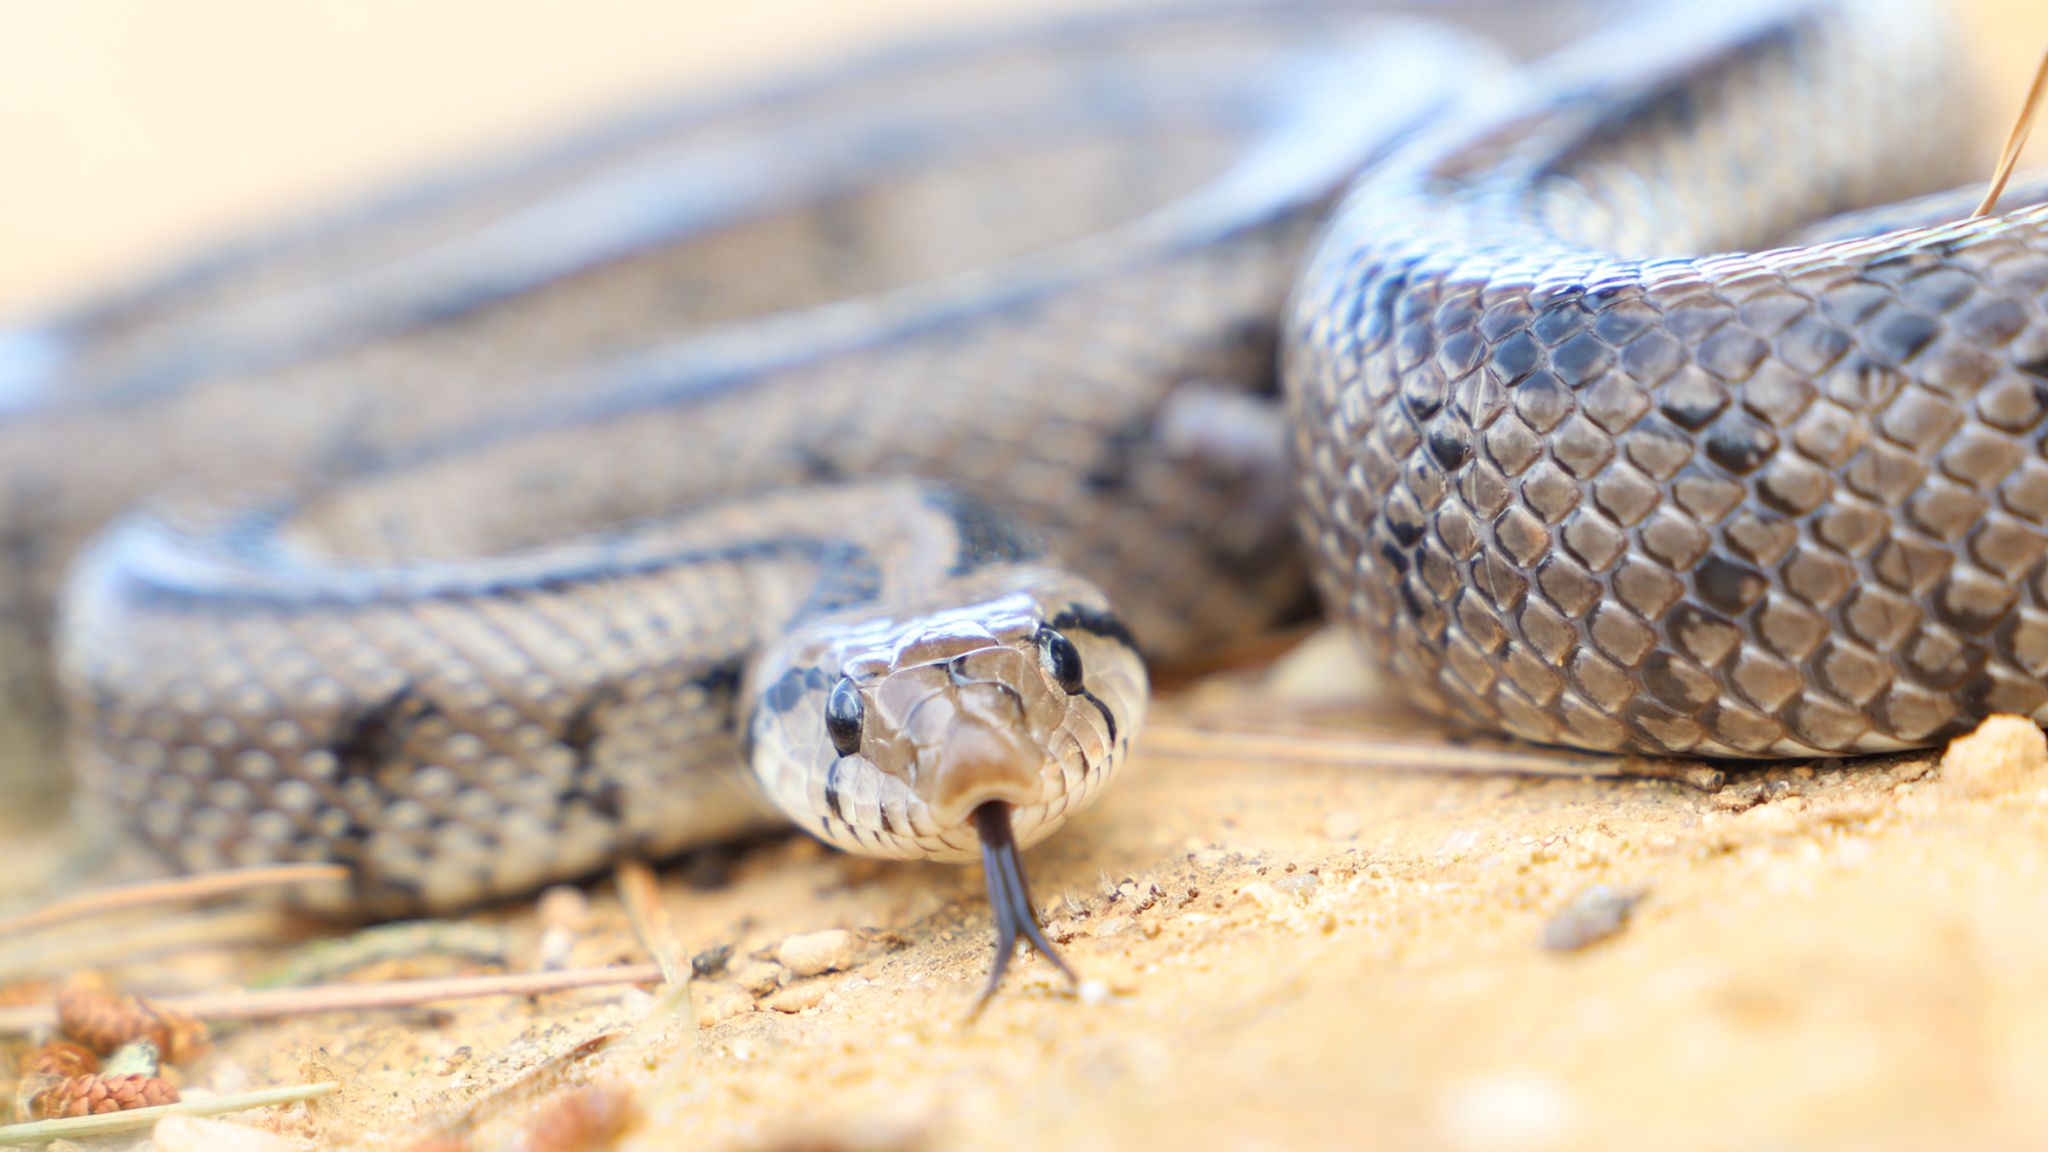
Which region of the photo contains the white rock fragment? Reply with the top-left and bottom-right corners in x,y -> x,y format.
1236,881 -> 1288,913
1274,872 -> 1321,898
1435,1073 -> 1576,1152
1262,625 -> 1384,702
1940,714 -> 2048,799
153,1115 -> 297,1152
1540,884 -> 1645,952
776,928 -> 858,977
1437,828 -> 1483,858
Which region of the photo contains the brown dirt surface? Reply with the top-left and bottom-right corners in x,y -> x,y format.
4,2 -> 2048,1150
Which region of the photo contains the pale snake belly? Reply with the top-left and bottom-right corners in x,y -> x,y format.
0,0 -> 2040,1000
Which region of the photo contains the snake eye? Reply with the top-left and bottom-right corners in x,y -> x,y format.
824,677 -> 864,758
1039,628 -> 1084,695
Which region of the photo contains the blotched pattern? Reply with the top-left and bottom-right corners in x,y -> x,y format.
1288,0 -> 2048,756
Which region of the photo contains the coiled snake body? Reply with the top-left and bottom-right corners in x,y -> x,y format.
1,0 -> 2041,996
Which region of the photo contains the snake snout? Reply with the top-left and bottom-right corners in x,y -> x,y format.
922,703 -> 1047,831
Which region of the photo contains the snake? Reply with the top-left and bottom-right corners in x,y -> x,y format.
0,0 -> 2042,1003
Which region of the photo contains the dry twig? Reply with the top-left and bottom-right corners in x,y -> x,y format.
0,865 -> 348,939
615,862 -> 692,1021
0,965 -> 661,1037
1142,723 -> 1698,780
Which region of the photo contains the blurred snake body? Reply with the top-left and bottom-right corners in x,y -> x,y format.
0,0 -> 2043,995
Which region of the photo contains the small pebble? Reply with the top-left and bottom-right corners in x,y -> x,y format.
1939,714 -> 2048,799
1322,810 -> 1363,840
537,885 -> 589,930
524,1084 -> 636,1152
1739,798 -> 1805,835
1436,1073 -> 1575,1152
691,982 -> 755,1027
1437,829 -> 1482,857
776,929 -> 858,978
690,944 -> 733,980
1077,979 -> 1112,1006
1809,795 -> 1886,825
397,1139 -> 468,1152
535,885 -> 589,971
1274,873 -> 1321,898
730,961 -> 783,998
153,1115 -> 297,1152
1540,884 -> 1646,952
1711,780 -> 1768,811
764,982 -> 831,1013
1236,881 -> 1287,913
1262,625 -> 1382,701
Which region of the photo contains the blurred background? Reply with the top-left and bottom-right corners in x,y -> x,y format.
0,0 -> 2042,319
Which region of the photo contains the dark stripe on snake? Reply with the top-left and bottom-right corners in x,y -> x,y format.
920,487 -> 1043,575
1049,605 -> 1138,654
789,540 -> 885,620
763,666 -> 809,715
825,757 -> 848,825
1080,689 -> 1118,747
561,687 -> 630,822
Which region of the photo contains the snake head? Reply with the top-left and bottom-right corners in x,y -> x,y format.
745,563 -> 1145,860
743,563 -> 1146,1002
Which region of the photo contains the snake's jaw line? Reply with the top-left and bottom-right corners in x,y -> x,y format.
971,800 -> 1077,1014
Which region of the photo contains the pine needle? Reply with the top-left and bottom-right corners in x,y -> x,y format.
1974,48 -> 2048,217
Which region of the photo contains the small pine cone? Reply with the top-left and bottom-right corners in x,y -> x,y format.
55,976 -> 163,1055
54,976 -> 209,1063
20,1039 -> 98,1080
30,1072 -> 180,1119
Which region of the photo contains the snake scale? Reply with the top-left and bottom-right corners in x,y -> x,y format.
1,0 -> 2043,998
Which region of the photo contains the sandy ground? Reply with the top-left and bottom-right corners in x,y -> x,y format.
5,2 -> 2048,1150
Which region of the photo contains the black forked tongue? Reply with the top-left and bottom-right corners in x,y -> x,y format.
971,801 -> 1077,1014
